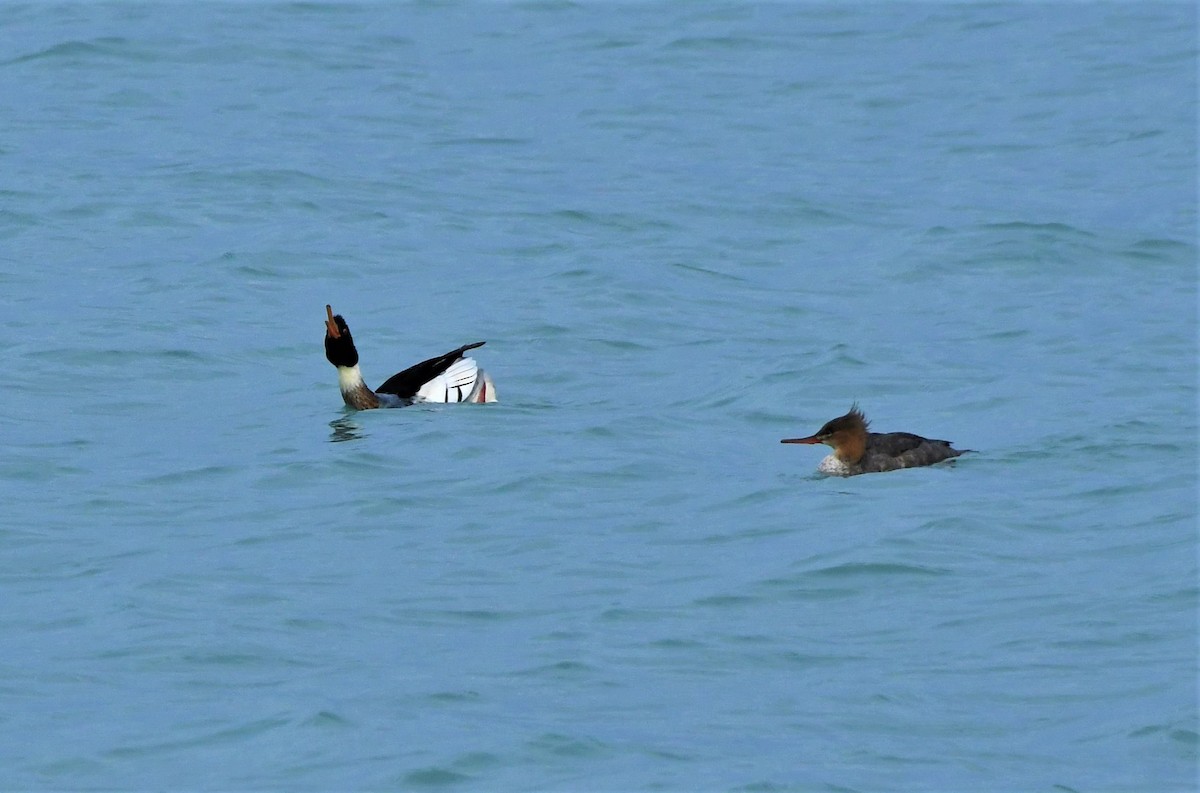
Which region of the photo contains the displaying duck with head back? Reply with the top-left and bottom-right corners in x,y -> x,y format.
323,305 -> 497,410
781,404 -> 967,476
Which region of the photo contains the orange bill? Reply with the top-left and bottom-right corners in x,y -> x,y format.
325,305 -> 340,338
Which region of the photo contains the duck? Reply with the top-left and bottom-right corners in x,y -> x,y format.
323,305 -> 497,409
781,404 -> 967,476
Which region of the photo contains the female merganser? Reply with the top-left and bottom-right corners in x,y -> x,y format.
323,305 -> 497,409
781,404 -> 967,476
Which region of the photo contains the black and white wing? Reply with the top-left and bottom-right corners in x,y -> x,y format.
376,341 -> 489,403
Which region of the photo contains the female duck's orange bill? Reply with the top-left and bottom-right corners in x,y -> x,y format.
780,436 -> 822,444
325,305 -> 340,338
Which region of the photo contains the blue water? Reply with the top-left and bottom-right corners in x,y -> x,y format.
1,3 -> 1196,791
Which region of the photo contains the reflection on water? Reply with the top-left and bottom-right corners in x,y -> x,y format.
329,415 -> 364,443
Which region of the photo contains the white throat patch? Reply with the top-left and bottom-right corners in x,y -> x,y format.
337,365 -> 366,393
817,454 -> 855,476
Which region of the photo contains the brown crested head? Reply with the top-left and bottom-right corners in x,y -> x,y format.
816,403 -> 869,439
781,404 -> 869,462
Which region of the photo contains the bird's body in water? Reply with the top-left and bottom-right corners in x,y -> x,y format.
781,405 -> 968,476
323,305 -> 497,410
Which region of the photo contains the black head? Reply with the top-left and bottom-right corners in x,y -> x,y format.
324,305 -> 359,368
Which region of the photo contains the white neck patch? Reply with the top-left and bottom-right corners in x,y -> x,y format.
337,364 -> 367,393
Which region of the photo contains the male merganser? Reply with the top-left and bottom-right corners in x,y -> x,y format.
323,305 -> 497,409
781,404 -> 967,476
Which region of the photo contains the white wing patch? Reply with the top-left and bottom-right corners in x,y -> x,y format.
413,357 -> 480,403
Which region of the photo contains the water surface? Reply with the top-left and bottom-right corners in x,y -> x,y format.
0,3 -> 1196,791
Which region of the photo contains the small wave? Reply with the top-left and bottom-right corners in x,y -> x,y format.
141,464 -> 237,486
5,38 -> 151,66
107,715 -> 290,758
426,690 -> 482,704
168,167 -> 332,190
978,220 -> 1097,238
432,136 -> 531,148
1129,723 -> 1199,746
547,209 -> 678,232
806,562 -> 951,578
526,732 -> 610,758
301,710 -> 349,727
666,36 -> 769,52
400,767 -> 472,788
669,261 -> 747,282
1119,237 -> 1196,263
516,660 -> 597,678
693,593 -> 761,608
